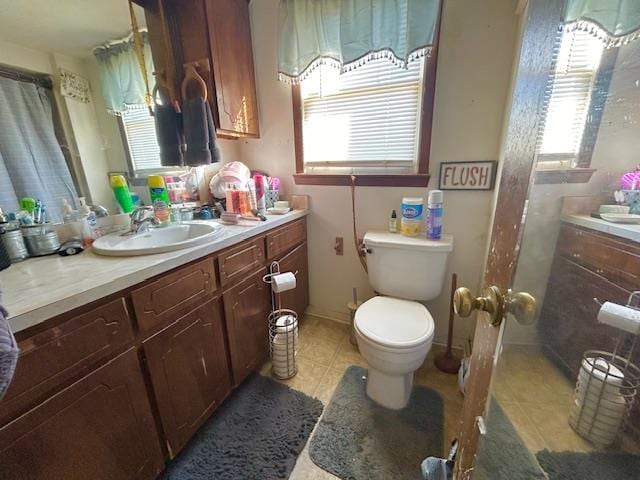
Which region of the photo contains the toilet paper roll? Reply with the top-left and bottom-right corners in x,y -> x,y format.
597,302 -> 640,335
272,272 -> 296,293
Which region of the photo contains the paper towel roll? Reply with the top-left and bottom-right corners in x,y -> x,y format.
597,302 -> 640,335
272,272 -> 296,293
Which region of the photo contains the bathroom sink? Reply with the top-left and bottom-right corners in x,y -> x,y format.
92,222 -> 225,256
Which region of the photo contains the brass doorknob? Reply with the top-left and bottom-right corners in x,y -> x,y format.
454,286 -> 504,326
505,290 -> 537,326
454,285 -> 537,327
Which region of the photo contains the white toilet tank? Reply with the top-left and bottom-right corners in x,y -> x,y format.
363,231 -> 454,301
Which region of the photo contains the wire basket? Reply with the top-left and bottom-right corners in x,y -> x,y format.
268,309 -> 298,379
569,350 -> 640,447
263,261 -> 298,380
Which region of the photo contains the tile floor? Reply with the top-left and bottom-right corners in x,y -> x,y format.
493,344 -> 640,456
260,317 -> 639,479
259,314 -> 464,479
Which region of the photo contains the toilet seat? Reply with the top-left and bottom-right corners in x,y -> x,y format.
355,296 -> 434,350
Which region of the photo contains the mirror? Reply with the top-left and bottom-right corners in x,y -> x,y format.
0,0 -> 222,222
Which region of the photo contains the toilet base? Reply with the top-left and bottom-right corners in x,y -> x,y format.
365,368 -> 414,409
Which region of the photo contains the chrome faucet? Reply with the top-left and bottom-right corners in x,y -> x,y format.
127,207 -> 159,234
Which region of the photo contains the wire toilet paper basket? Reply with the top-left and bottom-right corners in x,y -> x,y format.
263,261 -> 298,379
569,292 -> 640,447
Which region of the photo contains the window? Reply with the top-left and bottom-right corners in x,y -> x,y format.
292,56 -> 438,187
119,107 -> 167,175
536,28 -> 605,168
300,58 -> 424,173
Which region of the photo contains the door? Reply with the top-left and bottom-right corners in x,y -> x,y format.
223,267 -> 271,385
143,296 -> 231,457
454,0 -> 640,478
0,349 -> 164,480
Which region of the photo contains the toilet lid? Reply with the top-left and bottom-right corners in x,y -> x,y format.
355,296 -> 434,349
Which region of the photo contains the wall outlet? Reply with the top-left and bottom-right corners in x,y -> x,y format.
334,237 -> 344,256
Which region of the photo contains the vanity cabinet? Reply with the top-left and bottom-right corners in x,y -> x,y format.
277,242 -> 310,316
223,268 -> 271,385
143,296 -> 231,456
0,349 -> 164,480
539,222 -> 640,432
138,0 -> 259,138
0,216 -> 308,478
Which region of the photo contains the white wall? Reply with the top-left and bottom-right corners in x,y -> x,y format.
505,39 -> 640,345
239,0 -> 519,346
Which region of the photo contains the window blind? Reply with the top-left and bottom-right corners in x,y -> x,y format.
536,28 -> 604,166
300,58 -> 424,171
120,107 -> 162,172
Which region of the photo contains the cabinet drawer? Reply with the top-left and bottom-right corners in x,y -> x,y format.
266,218 -> 306,260
1,297 -> 134,426
218,237 -> 265,287
0,348 -> 164,480
557,225 -> 640,291
131,258 -> 217,332
143,296 -> 231,456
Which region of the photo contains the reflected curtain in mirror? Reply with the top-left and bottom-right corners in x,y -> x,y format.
93,32 -> 154,115
565,0 -> 640,46
0,77 -> 78,220
278,0 -> 439,83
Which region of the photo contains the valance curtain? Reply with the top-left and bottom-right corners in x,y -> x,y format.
565,0 -> 640,46
0,77 -> 78,221
93,32 -> 154,115
278,0 -> 440,84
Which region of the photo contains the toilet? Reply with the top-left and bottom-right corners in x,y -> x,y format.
355,231 -> 454,409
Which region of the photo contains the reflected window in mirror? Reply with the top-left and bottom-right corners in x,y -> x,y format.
118,107 -> 164,176
535,28 -> 617,183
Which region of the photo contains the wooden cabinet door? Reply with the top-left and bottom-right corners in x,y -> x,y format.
223,268 -> 271,385
0,349 -> 163,480
277,242 -> 309,317
1,297 -> 133,426
205,0 -> 260,137
143,296 -> 231,456
218,236 -> 265,287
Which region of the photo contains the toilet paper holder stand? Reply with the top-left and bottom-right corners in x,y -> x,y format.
569,291 -> 640,446
594,291 -> 640,311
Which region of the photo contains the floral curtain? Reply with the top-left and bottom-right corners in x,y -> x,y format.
278,0 -> 440,84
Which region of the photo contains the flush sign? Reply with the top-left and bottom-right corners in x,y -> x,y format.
438,161 -> 497,191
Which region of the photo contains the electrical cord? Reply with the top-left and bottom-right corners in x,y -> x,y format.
350,175 -> 368,273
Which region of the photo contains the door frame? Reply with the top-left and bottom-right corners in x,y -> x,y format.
454,0 -> 566,477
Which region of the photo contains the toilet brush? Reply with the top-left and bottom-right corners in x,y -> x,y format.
435,273 -> 462,374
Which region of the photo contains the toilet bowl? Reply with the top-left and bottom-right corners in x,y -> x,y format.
355,296 -> 435,409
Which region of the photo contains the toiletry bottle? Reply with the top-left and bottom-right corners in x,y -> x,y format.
148,175 -> 171,225
110,175 -> 135,214
389,210 -> 398,233
426,190 -> 443,240
254,175 -> 267,215
79,197 -> 101,246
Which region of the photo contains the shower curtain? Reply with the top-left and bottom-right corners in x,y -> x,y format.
0,76 -> 78,221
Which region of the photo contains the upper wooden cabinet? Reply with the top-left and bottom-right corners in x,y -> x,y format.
139,0 -> 260,138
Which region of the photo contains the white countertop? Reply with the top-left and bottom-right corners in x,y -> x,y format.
1,210 -> 308,333
562,214 -> 640,243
